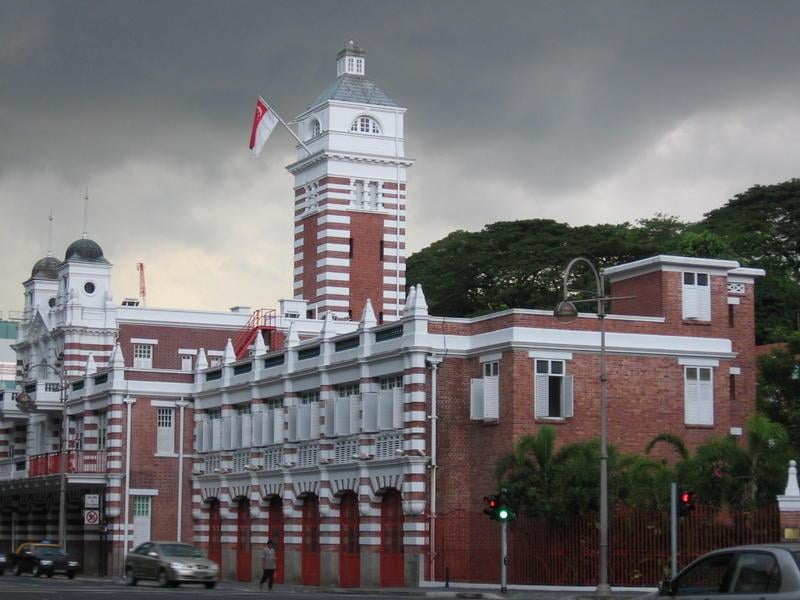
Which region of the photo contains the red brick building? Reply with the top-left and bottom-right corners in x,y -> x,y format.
0,42 -> 765,587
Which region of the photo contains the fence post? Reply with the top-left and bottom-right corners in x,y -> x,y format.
777,460 -> 800,541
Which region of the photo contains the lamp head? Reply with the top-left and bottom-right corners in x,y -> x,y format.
554,300 -> 579,323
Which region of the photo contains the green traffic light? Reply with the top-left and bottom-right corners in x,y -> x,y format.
498,508 -> 509,520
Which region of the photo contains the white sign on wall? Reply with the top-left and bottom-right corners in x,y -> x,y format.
84,494 -> 100,509
83,509 -> 100,526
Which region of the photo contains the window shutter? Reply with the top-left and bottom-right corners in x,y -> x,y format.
362,392 -> 379,432
684,378 -> 699,425
377,390 -> 393,430
222,416 -> 232,450
322,401 -> 334,437
698,379 -> 714,425
156,409 -> 175,454
310,403 -> 320,439
287,406 -> 298,442
470,378 -> 484,420
201,420 -> 211,452
230,414 -> 241,448
194,420 -> 203,453
562,375 -> 574,418
273,407 -> 285,443
349,394 -> 362,434
683,283 -> 699,319
241,413 -> 252,447
333,397 -> 347,436
484,376 -> 499,420
392,388 -> 403,429
698,285 -> 711,321
211,419 -> 222,451
262,410 -> 274,445
252,412 -> 263,446
535,374 -> 549,418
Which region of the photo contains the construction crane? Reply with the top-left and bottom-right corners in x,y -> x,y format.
137,262 -> 147,306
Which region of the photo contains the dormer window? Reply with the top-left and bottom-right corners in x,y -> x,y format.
351,115 -> 380,135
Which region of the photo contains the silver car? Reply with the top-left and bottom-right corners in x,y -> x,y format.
644,543 -> 800,599
125,541 -> 219,588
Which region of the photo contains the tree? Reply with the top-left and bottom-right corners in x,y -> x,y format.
758,333 -> 800,446
407,179 -> 800,343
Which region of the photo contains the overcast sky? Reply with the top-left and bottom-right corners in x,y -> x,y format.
1,1 -> 799,315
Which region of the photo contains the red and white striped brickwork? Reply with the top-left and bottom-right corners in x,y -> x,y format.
293,177 -> 407,322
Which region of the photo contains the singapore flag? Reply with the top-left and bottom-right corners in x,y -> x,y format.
249,96 -> 279,157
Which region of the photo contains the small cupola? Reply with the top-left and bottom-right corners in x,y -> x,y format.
336,40 -> 366,77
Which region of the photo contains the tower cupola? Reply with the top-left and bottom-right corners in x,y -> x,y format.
336,40 -> 366,76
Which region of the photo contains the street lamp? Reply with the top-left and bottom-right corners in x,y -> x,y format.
18,361 -> 69,553
554,257 -> 611,595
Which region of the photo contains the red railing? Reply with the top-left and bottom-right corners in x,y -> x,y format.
434,504 -> 780,587
232,308 -> 282,360
28,450 -> 108,477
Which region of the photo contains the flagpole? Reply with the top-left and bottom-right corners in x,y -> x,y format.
261,97 -> 313,158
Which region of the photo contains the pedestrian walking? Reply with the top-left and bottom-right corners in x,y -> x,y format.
259,540 -> 277,590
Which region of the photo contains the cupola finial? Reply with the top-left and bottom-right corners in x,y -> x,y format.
82,186 -> 89,240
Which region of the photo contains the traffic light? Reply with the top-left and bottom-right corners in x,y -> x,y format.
483,494 -> 499,519
496,488 -> 516,522
679,489 -> 696,517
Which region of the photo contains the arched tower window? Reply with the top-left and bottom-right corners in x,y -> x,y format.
309,119 -> 321,139
350,115 -> 381,135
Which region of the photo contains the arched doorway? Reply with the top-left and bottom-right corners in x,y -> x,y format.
236,498 -> 251,581
380,489 -> 404,587
208,499 -> 222,567
339,492 -> 360,587
301,494 -> 320,586
268,496 -> 284,583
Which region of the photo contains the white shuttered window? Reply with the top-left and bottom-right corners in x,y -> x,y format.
684,367 -> 714,425
682,272 -> 711,321
156,408 -> 175,454
534,360 -> 574,419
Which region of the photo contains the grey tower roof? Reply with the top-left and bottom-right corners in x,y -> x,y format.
311,74 -> 397,108
30,256 -> 62,279
65,238 -> 109,264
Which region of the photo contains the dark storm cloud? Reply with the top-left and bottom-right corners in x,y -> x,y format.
1,0 -> 799,311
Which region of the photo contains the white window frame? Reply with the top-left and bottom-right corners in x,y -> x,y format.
133,344 -> 153,369
379,375 -> 403,390
156,407 -> 175,454
97,412 -> 107,451
682,271 -> 711,321
350,115 -> 381,135
180,354 -> 193,371
684,366 -> 714,425
310,118 -> 321,138
534,359 -> 574,419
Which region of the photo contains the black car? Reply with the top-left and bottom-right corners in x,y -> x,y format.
12,544 -> 79,578
0,551 -> 6,575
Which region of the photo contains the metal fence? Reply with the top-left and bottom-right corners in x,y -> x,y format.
434,504 -> 780,587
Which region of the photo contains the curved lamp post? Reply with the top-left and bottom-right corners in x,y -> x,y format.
554,258 -> 610,595
17,362 -> 69,552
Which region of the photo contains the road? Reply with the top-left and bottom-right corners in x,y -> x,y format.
0,575 -> 421,600
0,573 -> 648,600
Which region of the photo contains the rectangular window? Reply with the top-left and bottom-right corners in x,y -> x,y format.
133,344 -> 153,369
534,360 -> 573,419
156,407 -> 175,454
181,354 -> 193,371
380,376 -> 403,390
728,304 -> 735,328
349,237 -> 354,259
97,412 -> 108,451
300,391 -> 320,404
730,374 -> 736,404
684,366 -> 714,425
209,356 -> 222,367
337,384 -> 360,398
133,496 -> 151,517
682,272 -> 711,321
483,361 -> 499,377
71,417 -> 84,450
379,240 -> 385,261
